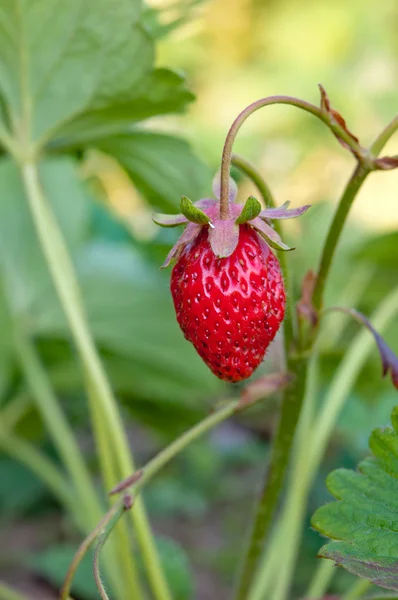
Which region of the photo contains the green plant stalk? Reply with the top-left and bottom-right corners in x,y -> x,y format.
248,352 -> 320,600
63,390 -> 279,599
230,154 -> 296,353
234,354 -> 308,600
20,160 -> 171,600
304,559 -> 336,599
60,502 -> 123,600
313,111 -> 398,312
255,284 -> 398,600
93,500 -> 133,600
0,582 -> 31,600
13,326 -> 103,525
370,115 -> 398,155
312,163 -> 371,311
236,109 -> 398,598
12,326 -> 124,599
343,579 -> 371,600
86,376 -> 143,599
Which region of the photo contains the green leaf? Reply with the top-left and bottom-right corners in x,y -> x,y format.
0,0 -> 151,142
235,196 -> 262,224
312,405 -> 398,592
51,69 -> 195,148
94,131 -> 211,212
180,195 -> 212,225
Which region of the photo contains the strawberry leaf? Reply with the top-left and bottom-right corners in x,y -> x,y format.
235,196 -> 262,224
180,196 -> 212,226
312,405 -> 398,592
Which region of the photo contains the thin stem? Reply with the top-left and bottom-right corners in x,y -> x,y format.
234,354 -> 308,600
85,377 -> 143,598
370,114 -> 398,155
63,389 -> 280,600
313,112 -> 398,313
20,160 -> 170,600
304,559 -> 335,599
312,164 -> 371,311
342,579 -> 371,600
0,582 -> 31,600
248,353 -> 319,600
230,153 -> 296,353
61,502 -> 122,600
93,499 -> 133,600
219,95 -> 362,219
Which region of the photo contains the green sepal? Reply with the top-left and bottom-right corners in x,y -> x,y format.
152,213 -> 188,227
251,218 -> 294,252
180,196 -> 213,225
235,195 -> 262,224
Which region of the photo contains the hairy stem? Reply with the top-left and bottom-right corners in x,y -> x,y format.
93,499 -> 133,600
20,160 -> 171,600
230,153 -> 296,353
61,502 -> 123,600
219,95 -> 363,219
234,354 -> 308,600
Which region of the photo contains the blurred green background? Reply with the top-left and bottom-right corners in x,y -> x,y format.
0,0 -> 397,598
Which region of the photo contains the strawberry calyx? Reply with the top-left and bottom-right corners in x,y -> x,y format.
153,174 -> 311,268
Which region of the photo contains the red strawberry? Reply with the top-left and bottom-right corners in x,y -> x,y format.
153,177 -> 309,382
170,225 -> 285,382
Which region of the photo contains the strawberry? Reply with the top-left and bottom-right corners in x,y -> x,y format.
171,225 -> 285,381
153,177 -> 309,382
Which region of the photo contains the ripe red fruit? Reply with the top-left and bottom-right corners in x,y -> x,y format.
170,225 -> 285,382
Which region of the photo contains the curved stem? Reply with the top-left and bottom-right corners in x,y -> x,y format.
219,95 -> 363,219
93,500 -> 133,600
61,503 -> 122,600
231,154 -> 296,352
370,114 -> 398,155
20,160 -> 170,600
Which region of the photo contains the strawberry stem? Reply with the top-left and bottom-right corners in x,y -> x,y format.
219,94 -> 365,220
